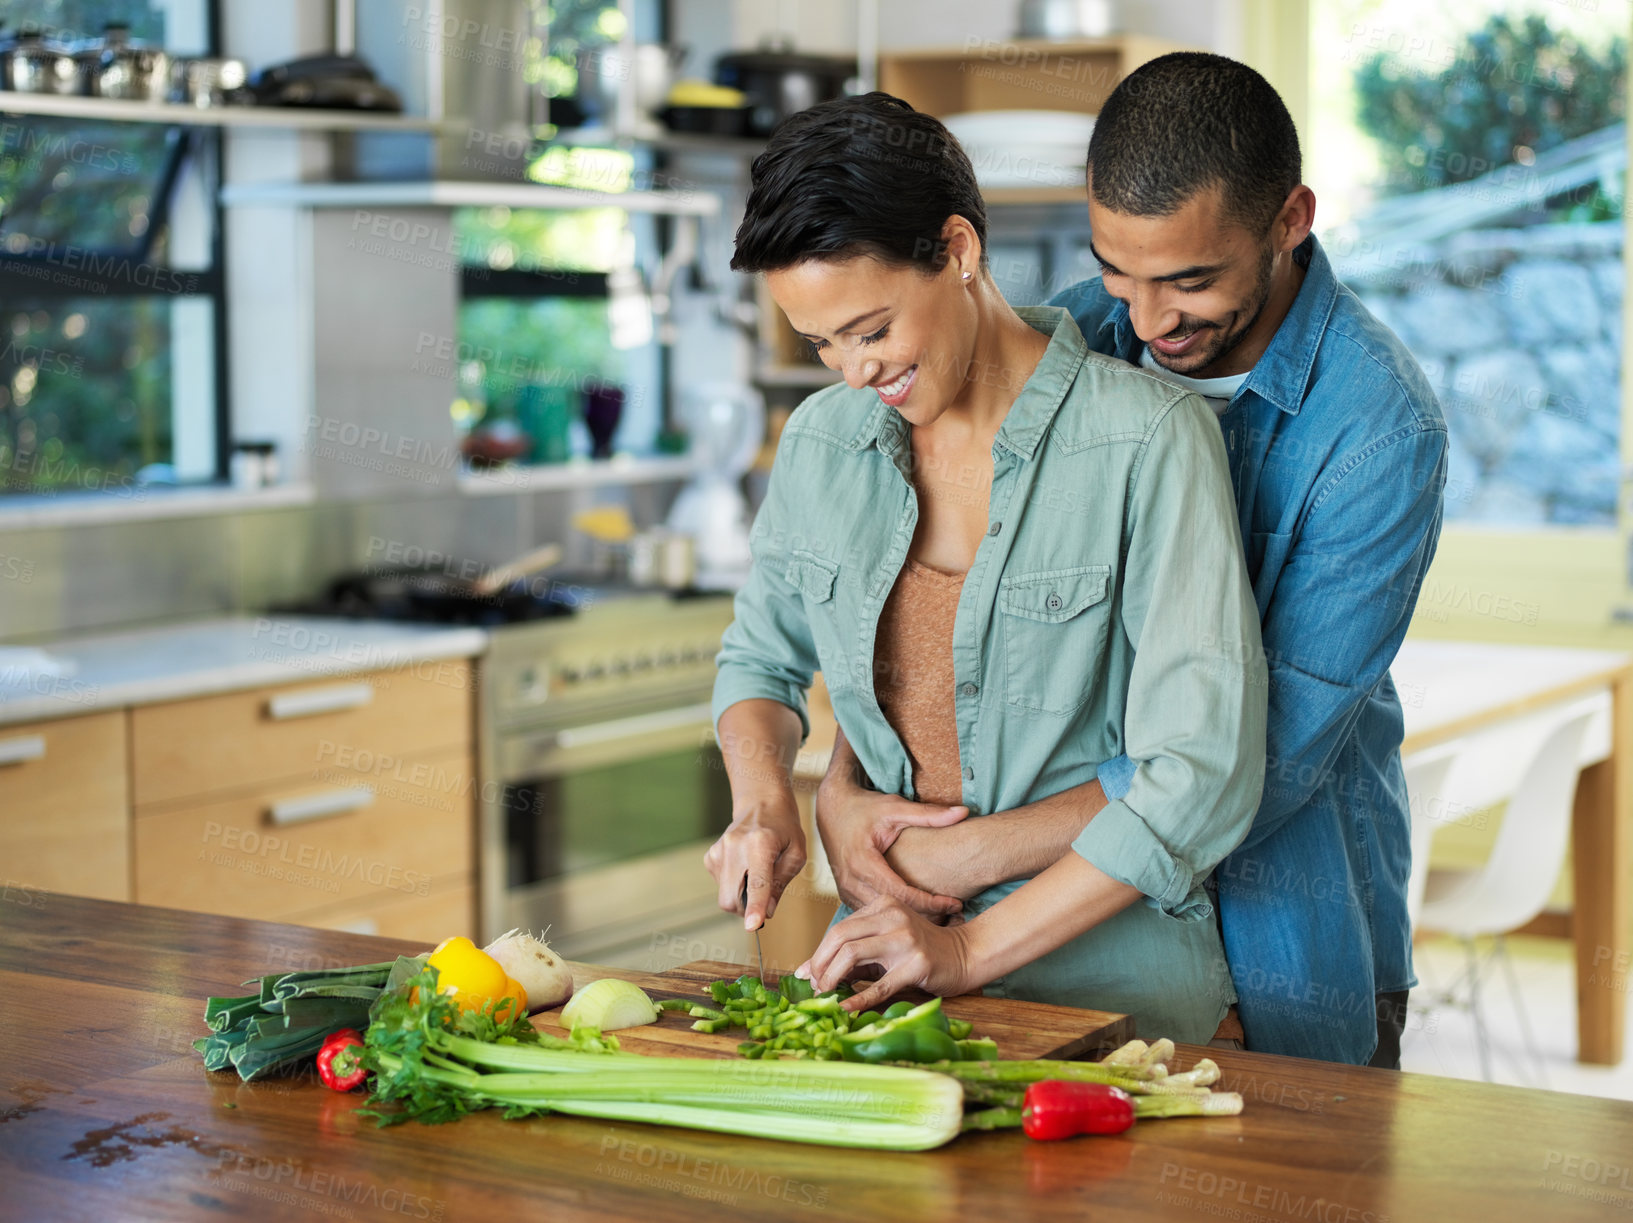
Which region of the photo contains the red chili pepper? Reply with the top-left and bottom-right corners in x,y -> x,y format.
315,1028 -> 368,1092
1021,1080 -> 1135,1140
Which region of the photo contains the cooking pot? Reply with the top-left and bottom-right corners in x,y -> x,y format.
1016,0 -> 1117,40
3,29 -> 78,95
170,56 -> 249,108
714,42 -> 856,137
87,23 -> 169,101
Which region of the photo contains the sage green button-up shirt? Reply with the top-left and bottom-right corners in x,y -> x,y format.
712,308 -> 1267,1042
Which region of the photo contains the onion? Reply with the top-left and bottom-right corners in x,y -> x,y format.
482,929 -> 574,1013
560,978 -> 659,1031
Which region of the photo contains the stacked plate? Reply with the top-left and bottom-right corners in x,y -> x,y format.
943,109 -> 1096,191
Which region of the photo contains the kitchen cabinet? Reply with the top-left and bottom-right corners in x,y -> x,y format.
878,36 -> 1185,205
0,621 -> 482,942
131,665 -> 472,808
260,877 -> 477,944
130,663 -> 477,936
133,745 -> 473,926
0,711 -> 129,902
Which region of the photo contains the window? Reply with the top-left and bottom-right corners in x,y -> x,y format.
0,0 -> 223,497
1309,2 -> 1626,527
451,0 -> 666,463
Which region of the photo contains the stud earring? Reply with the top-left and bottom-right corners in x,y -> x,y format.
961,271 -> 972,281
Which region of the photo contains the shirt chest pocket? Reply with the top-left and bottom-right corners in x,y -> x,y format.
999,564 -> 1114,715
785,551 -> 854,692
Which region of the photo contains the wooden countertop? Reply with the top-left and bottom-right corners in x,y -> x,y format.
5,895 -> 1632,1222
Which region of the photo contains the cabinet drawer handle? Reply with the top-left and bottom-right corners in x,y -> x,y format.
268,786 -> 375,825
266,682 -> 374,721
0,735 -> 45,766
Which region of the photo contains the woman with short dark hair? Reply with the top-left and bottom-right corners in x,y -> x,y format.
705,92 -> 1267,1042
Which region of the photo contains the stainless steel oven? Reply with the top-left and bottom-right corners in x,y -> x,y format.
478,592 -> 754,970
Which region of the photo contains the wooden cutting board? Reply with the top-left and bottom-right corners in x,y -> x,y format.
533,959 -> 1133,1061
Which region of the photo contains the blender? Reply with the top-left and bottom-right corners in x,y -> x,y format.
666,383 -> 765,591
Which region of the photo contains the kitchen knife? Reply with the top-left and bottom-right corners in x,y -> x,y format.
740,876 -> 765,983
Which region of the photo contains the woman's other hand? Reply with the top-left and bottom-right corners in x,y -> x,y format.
796,896 -> 979,1011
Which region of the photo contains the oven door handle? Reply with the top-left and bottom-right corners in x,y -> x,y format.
551,702 -> 717,751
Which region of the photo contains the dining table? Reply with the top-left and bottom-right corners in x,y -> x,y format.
1392,639 -> 1633,1065
5,893 -> 1633,1222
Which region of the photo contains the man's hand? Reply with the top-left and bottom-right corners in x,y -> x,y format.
885,823 -> 990,901
796,896 -> 978,1012
817,731 -> 967,918
703,799 -> 805,931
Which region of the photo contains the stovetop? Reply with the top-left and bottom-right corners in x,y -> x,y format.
279,569 -> 730,630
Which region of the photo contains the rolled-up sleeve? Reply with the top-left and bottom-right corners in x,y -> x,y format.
1071,394 -> 1268,916
711,439 -> 819,740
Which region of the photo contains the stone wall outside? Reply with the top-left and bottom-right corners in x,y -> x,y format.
1345,221 -> 1622,526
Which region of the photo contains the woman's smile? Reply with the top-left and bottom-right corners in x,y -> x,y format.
872,365 -> 918,407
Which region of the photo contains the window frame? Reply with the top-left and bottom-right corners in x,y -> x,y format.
0,0 -> 231,491
1238,0 -> 1633,640
453,0 -> 675,445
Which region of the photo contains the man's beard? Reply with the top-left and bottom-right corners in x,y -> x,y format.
1147,244 -> 1275,377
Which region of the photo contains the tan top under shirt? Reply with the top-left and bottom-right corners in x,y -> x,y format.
873,559 -> 966,808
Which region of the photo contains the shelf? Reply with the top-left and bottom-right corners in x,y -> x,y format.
220,178 -> 720,216
879,33 -> 1187,122
0,90 -> 446,132
981,185 -> 1088,206
755,364 -> 841,388
0,481 -> 316,529
456,454 -> 701,496
553,125 -> 767,159
875,35 -> 1171,60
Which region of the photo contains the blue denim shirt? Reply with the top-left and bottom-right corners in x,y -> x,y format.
714,308 -> 1267,1043
1051,235 -> 1448,1064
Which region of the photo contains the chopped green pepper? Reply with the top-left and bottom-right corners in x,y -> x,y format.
778,974 -> 816,1004
843,1025 -> 962,1064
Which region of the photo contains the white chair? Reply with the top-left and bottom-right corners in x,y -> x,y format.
1401,747 -> 1459,930
1416,704 -> 1597,1084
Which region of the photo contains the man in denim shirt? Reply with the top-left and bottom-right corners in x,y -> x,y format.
817,53 -> 1447,1066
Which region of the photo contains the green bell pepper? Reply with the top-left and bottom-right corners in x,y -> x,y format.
835,997 -> 952,1061
778,974 -> 816,1004
842,1025 -> 962,1064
